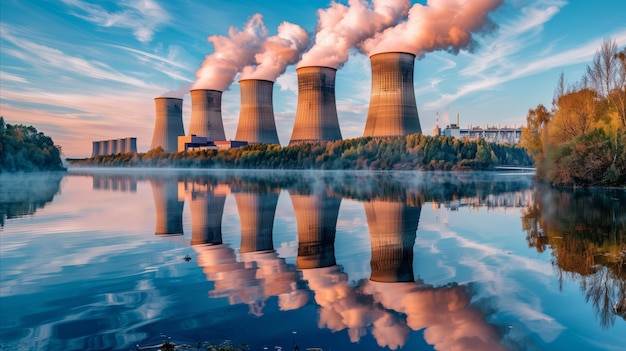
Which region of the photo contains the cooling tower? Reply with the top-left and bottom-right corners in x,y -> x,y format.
289,191 -> 341,269
365,200 -> 420,282
290,66 -> 343,144
92,141 -> 101,157
189,89 -> 226,141
126,137 -> 137,153
234,191 -> 279,253
99,140 -> 109,156
190,190 -> 227,245
151,97 -> 185,152
363,52 -> 422,137
109,139 -> 118,155
235,79 -> 280,144
151,178 -> 184,235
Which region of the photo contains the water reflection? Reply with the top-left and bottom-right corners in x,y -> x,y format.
150,178 -> 184,236
522,186 -> 626,328
0,172 -> 63,226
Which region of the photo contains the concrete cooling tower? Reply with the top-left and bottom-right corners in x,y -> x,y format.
289,192 -> 341,269
189,89 -> 226,141
91,141 -> 100,158
365,200 -> 420,282
363,52 -> 422,137
151,97 -> 185,152
289,66 -> 342,145
151,178 -> 184,235
235,79 -> 279,144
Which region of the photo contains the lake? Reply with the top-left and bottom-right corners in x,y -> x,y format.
0,169 -> 624,351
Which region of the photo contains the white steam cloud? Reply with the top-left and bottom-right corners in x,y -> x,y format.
298,0 -> 411,68
192,14 -> 308,91
360,0 -> 503,57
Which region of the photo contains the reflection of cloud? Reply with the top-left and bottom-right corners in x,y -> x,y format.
365,281 -> 506,351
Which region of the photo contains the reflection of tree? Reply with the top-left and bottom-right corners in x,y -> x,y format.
522,185 -> 626,327
0,173 -> 63,226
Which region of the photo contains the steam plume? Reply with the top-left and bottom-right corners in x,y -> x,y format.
298,0 -> 410,68
240,22 -> 310,81
192,14 -> 268,91
360,0 -> 503,57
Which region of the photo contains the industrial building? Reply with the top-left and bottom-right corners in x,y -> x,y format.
363,52 -> 422,137
91,137 -> 137,157
151,97 -> 185,152
235,79 -> 280,144
290,66 -> 343,145
189,89 -> 226,141
436,113 -> 522,144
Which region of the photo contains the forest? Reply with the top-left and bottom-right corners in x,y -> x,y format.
68,133 -> 532,171
0,117 -> 65,173
521,39 -> 626,187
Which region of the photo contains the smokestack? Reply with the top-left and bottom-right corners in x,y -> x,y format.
235,79 -> 279,144
456,112 -> 460,127
92,141 -> 100,157
364,200 -> 420,282
289,66 -> 342,145
189,89 -> 226,141
363,52 -> 422,137
151,97 -> 185,152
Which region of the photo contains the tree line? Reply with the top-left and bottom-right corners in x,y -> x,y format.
521,39 -> 626,187
0,117 -> 65,173
68,133 -> 532,171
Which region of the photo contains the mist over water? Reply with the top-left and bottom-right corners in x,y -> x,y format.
0,169 -> 623,351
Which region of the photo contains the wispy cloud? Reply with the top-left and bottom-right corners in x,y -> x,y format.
61,0 -> 169,43
0,71 -> 28,83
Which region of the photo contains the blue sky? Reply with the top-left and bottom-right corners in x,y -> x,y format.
1,0 -> 625,158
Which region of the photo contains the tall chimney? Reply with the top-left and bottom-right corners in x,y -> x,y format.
364,200 -> 420,282
235,79 -> 280,144
189,89 -> 226,141
363,52 -> 422,137
289,66 -> 342,145
151,97 -> 185,152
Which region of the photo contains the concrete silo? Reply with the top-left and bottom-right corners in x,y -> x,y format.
289,191 -> 341,269
151,97 -> 185,152
189,89 -> 226,141
235,79 -> 280,144
363,52 -> 422,137
364,200 -> 420,282
290,66 -> 342,145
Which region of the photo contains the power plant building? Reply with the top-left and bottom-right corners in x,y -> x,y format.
189,89 -> 226,141
151,97 -> 185,152
290,66 -> 342,144
235,79 -> 280,144
363,52 -> 422,137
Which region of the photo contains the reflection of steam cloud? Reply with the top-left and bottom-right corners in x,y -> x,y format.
365,200 -> 420,282
290,191 -> 341,269
150,179 -> 183,235
92,175 -> 137,193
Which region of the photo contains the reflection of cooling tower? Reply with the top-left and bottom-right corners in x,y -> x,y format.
235,192 -> 279,253
189,89 -> 226,141
290,192 -> 341,269
289,66 -> 342,144
365,200 -> 420,282
151,179 -> 184,235
151,97 -> 185,152
235,79 -> 279,144
363,52 -> 422,137
190,192 -> 226,245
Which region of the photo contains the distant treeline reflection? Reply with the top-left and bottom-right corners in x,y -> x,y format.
522,186 -> 626,327
68,134 -> 533,171
0,172 -> 64,226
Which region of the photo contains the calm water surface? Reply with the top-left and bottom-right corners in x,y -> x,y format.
0,169 -> 624,351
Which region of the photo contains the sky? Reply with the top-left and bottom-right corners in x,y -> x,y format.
1,0 -> 625,158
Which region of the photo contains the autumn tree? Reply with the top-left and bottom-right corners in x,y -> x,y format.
521,104 -> 551,163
